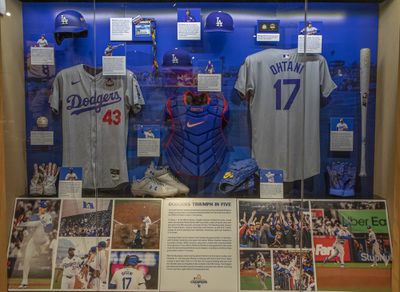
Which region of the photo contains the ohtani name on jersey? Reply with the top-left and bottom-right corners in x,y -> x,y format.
269,61 -> 304,75
66,92 -> 122,115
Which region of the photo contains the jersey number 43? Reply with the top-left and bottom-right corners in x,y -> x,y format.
102,109 -> 121,125
274,79 -> 300,110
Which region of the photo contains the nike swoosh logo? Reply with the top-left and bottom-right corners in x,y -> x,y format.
71,80 -> 81,85
186,121 -> 205,128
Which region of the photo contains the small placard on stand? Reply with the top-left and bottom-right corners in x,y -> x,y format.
137,125 -> 160,157
197,73 -> 222,92
330,117 -> 354,151
260,169 -> 284,199
30,131 -> 54,146
103,56 -> 126,76
30,47 -> 55,65
58,167 -> 83,198
110,18 -> 133,41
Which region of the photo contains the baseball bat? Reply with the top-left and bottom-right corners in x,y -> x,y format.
359,48 -> 370,177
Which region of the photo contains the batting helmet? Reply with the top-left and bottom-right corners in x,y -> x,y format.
54,10 -> 88,45
124,255 -> 141,266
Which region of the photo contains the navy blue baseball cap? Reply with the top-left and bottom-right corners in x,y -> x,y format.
162,48 -> 193,69
204,11 -> 234,32
55,10 -> 88,33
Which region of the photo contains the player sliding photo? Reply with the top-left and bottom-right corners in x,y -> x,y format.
311,200 -> 392,292
7,199 -> 61,289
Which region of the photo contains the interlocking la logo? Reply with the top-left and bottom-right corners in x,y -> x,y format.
216,16 -> 223,27
172,53 -> 179,64
61,15 -> 69,25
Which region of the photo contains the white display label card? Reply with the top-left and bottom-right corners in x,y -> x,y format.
259,169 -> 284,199
330,117 -> 354,151
102,56 -> 126,76
58,167 -> 82,198
197,73 -> 222,92
160,198 -> 238,292
110,17 -> 133,41
298,35 -> 323,53
137,125 -> 161,157
178,22 -> 201,40
256,33 -> 280,42
30,131 -> 54,145
30,47 -> 55,65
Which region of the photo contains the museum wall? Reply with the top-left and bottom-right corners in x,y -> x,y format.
376,0 -> 400,289
0,0 -> 25,290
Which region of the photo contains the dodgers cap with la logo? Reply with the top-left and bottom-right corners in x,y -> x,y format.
204,11 -> 234,32
162,48 -> 193,69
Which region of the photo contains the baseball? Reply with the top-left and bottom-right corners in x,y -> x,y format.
36,116 -> 49,128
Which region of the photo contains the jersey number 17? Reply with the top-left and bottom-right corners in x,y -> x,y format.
274,79 -> 301,110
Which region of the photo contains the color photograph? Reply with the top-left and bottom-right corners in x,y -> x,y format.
239,200 -> 312,249
7,199 -> 61,289
52,237 -> 110,290
59,199 -> 112,237
311,200 -> 391,292
108,251 -> 160,290
240,250 -> 272,290
272,250 -> 316,291
112,199 -> 162,249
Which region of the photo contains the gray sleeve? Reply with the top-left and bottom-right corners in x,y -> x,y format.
234,57 -> 254,98
49,73 -> 62,113
126,72 -> 145,109
320,57 -> 337,97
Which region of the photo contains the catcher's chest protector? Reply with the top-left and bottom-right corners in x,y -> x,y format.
165,91 -> 229,177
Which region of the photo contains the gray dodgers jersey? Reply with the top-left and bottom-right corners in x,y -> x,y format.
235,49 -> 336,181
50,64 -> 145,189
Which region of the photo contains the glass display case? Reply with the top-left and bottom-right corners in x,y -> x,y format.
0,0 -> 398,291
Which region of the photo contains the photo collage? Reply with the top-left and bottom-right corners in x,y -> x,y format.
238,200 -> 392,292
7,198 -> 162,291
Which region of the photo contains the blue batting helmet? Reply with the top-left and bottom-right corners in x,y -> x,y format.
90,246 -> 97,253
124,255 -> 141,266
54,10 -> 88,45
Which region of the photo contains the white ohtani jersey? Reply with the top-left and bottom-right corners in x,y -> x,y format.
235,49 -> 336,181
50,64 -> 145,189
110,267 -> 146,290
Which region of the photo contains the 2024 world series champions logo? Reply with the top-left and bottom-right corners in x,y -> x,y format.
190,274 -> 208,288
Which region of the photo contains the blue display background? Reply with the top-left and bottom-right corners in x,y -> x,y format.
23,2 -> 378,197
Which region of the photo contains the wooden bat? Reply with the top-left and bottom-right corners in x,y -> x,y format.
359,48 -> 370,177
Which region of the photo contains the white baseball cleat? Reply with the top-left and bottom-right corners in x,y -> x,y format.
131,177 -> 179,198
145,162 -> 190,195
18,284 -> 28,289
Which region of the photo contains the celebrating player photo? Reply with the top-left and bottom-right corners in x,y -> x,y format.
52,237 -> 110,290
272,250 -> 316,291
240,250 -> 272,291
238,200 -> 312,249
59,199 -> 112,237
7,199 -> 61,289
108,251 -> 159,290
311,200 -> 392,292
112,199 -> 162,249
